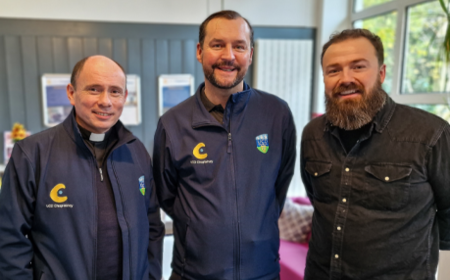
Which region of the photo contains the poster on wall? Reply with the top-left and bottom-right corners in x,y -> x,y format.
41,74 -> 141,127
41,74 -> 72,127
158,74 -> 194,116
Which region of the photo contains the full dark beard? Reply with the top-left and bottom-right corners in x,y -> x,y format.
203,61 -> 245,90
325,79 -> 387,130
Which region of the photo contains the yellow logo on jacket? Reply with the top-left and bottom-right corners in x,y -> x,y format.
193,143 -> 208,159
50,183 -> 68,203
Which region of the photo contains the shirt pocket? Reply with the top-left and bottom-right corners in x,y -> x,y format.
364,163 -> 412,211
305,161 -> 333,202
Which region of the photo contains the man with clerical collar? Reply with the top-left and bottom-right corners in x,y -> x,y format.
300,29 -> 450,279
153,10 -> 296,280
0,55 -> 164,280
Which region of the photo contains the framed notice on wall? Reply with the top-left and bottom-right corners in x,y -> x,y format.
158,74 -> 194,116
41,74 -> 141,127
41,74 -> 72,127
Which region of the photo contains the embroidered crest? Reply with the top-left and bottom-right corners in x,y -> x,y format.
256,134 -> 269,154
139,176 -> 145,196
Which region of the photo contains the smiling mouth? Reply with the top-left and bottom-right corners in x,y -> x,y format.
340,89 -> 360,96
94,112 -> 113,117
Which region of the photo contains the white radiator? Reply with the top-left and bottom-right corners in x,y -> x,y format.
253,39 -> 313,198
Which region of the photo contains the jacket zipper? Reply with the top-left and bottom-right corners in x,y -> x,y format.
99,168 -> 104,182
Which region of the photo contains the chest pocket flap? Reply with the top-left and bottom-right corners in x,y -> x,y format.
305,161 -> 332,177
364,164 -> 412,182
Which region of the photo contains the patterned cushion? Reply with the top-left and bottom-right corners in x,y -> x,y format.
278,198 -> 314,243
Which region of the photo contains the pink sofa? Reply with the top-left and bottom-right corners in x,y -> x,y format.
279,197 -> 311,280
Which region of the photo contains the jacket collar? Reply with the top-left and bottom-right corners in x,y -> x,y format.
63,108 -> 136,150
191,82 -> 252,128
324,93 -> 396,134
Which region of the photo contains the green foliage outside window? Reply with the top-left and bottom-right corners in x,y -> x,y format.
354,11 -> 397,93
403,1 -> 449,93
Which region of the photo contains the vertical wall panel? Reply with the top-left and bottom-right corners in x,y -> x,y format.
126,38 -> 143,141
21,36 -> 43,132
113,39 -> 127,71
52,37 -> 69,73
156,40 -> 169,77
98,38 -> 113,58
5,36 -> 26,125
182,40 -> 196,81
142,39 -> 157,150
169,40 -> 182,74
0,36 -> 10,147
37,37 -> 54,74
83,37 -> 98,57
68,37 -> 83,70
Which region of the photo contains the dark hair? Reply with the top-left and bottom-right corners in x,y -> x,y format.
321,28 -> 384,66
199,10 -> 254,48
70,56 -> 126,89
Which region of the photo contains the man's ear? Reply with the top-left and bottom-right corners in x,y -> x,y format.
249,47 -> 254,65
196,42 -> 202,63
379,64 -> 386,84
66,84 -> 76,106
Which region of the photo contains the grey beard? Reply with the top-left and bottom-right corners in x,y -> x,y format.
325,82 -> 387,130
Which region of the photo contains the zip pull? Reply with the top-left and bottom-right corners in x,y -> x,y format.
99,168 -> 104,182
227,133 -> 232,154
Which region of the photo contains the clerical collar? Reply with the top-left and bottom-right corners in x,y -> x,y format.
78,125 -> 110,143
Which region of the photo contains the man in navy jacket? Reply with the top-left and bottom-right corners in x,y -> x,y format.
153,10 -> 296,280
0,55 -> 164,279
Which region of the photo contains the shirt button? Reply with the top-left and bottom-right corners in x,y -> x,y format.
385,176 -> 389,181
337,226 -> 342,231
345,168 -> 350,172
314,172 -> 318,176
342,198 -> 347,203
335,254 -> 339,259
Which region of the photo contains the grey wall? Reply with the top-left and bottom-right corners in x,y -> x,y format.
0,17 -> 315,161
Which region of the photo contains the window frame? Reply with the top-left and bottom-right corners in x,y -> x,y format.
350,0 -> 446,105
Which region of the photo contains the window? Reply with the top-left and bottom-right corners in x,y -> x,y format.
354,0 -> 393,12
354,11 -> 397,93
352,0 -> 450,109
403,1 -> 450,94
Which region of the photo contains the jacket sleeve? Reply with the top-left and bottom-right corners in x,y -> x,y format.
428,122 -> 450,250
147,177 -> 165,280
0,144 -> 35,279
274,108 -> 297,212
300,129 -> 314,206
153,119 -> 178,218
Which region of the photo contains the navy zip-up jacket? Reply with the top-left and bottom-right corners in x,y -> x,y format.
0,110 -> 165,280
153,83 -> 296,280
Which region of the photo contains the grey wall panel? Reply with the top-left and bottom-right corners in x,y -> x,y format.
68,37 -> 83,70
126,38 -> 143,141
21,36 -> 43,132
169,40 -> 182,74
83,38 -> 98,57
52,37 -> 69,73
141,39 -> 157,151
113,39 -> 127,72
182,40 -> 196,77
5,36 -> 26,125
156,40 -> 169,76
98,38 -> 112,58
0,35 -> 10,156
37,37 -> 54,74
0,18 -> 314,162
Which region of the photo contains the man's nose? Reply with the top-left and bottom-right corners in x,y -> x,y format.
98,92 -> 112,107
339,68 -> 355,85
221,45 -> 235,61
